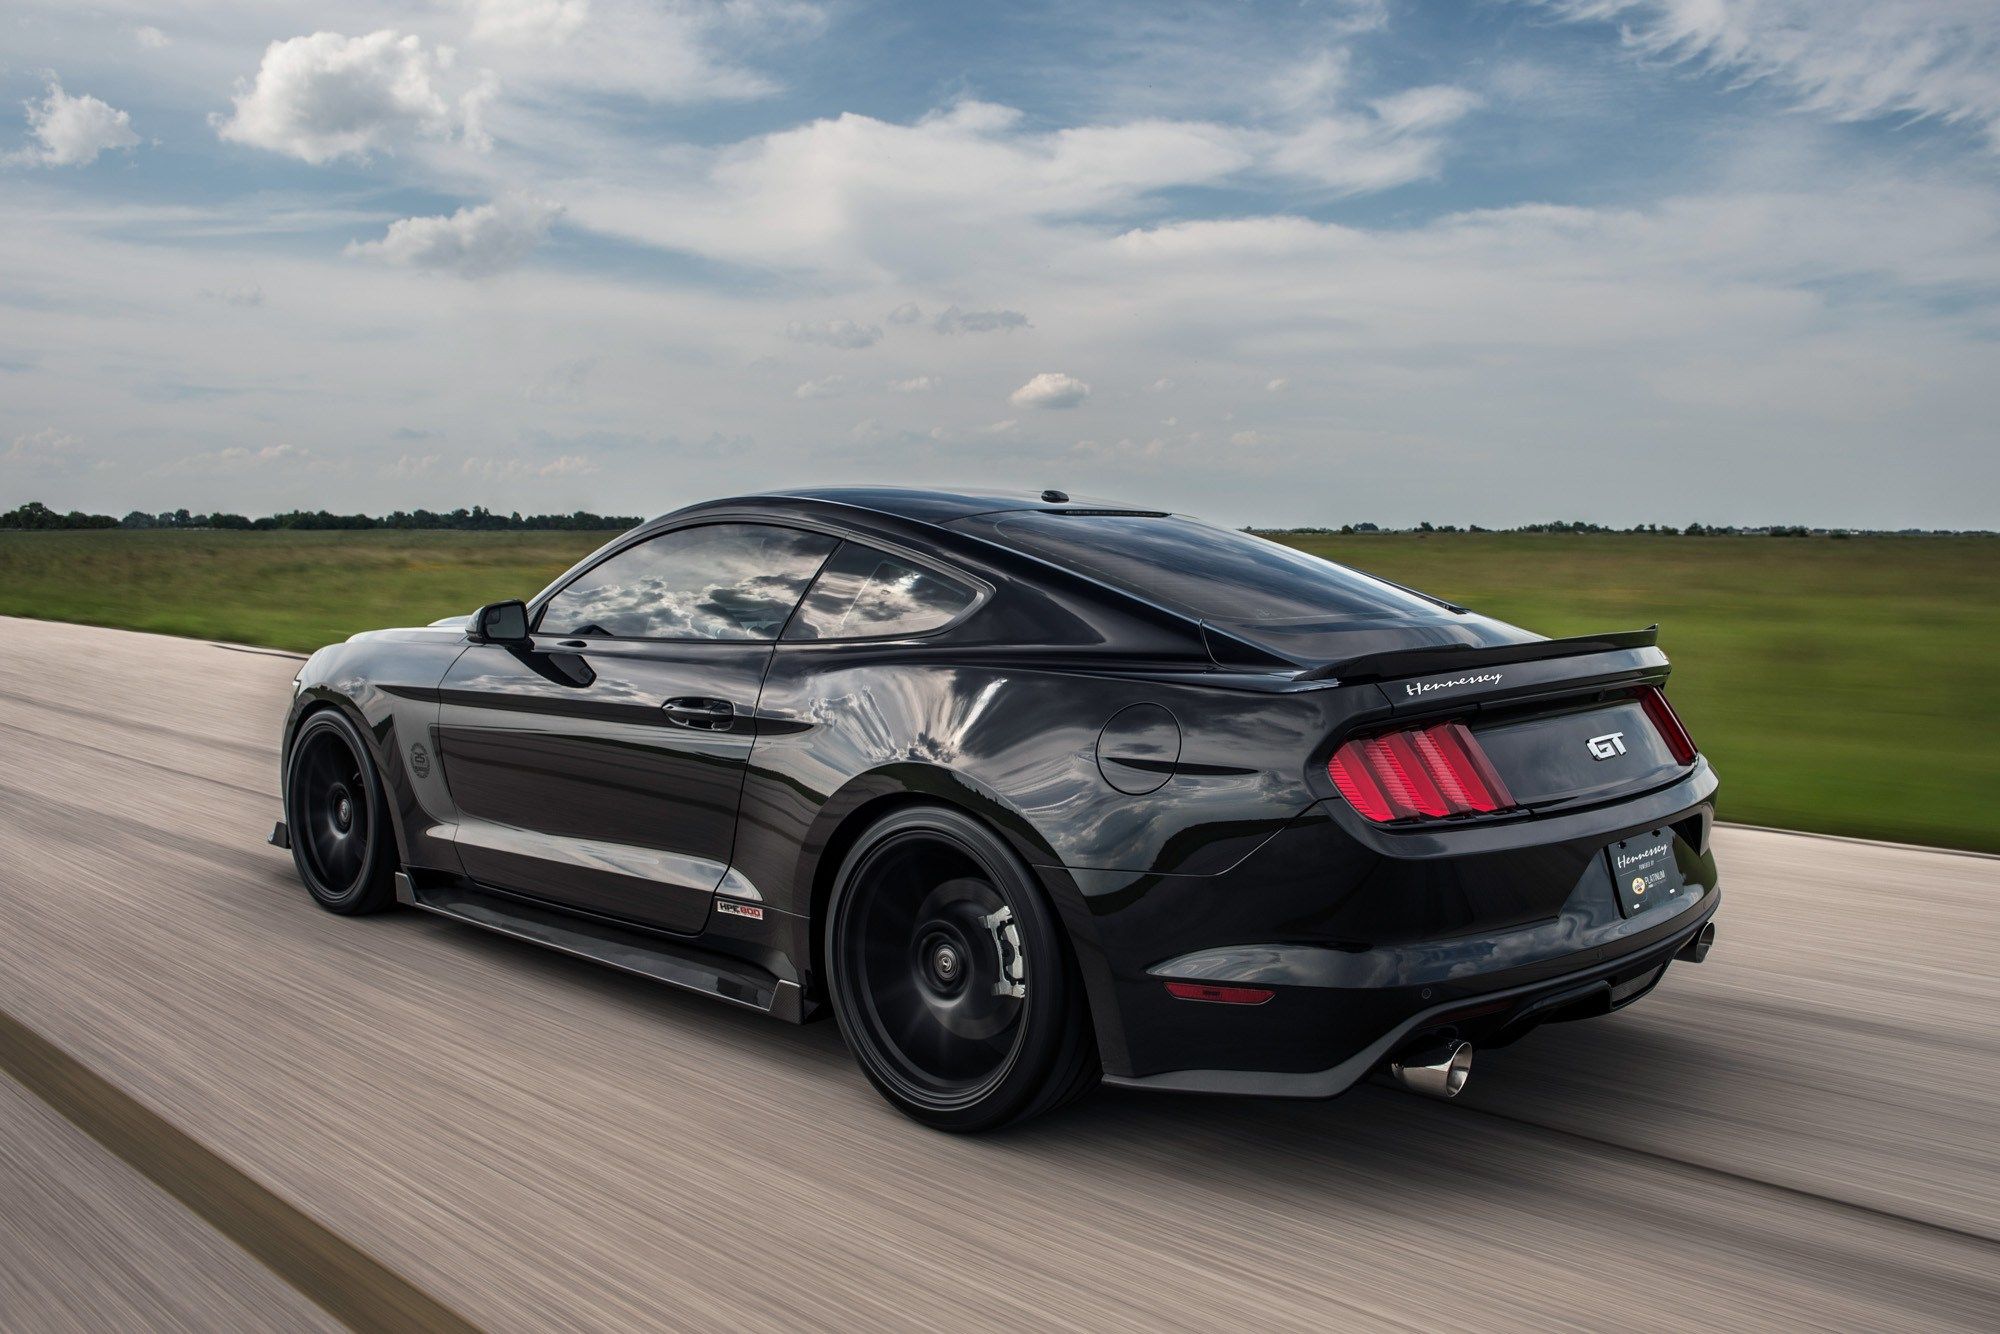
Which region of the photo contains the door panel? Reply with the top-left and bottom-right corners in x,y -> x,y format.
437,637 -> 773,932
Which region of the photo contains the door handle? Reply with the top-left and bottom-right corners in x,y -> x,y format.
663,697 -> 736,730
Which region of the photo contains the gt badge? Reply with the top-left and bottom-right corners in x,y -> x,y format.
717,900 -> 764,921
1586,731 -> 1627,760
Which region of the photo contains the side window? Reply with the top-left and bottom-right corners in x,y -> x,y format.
538,524 -> 835,641
785,542 -> 977,641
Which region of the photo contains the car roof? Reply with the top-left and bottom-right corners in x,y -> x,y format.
735,485 -> 1154,524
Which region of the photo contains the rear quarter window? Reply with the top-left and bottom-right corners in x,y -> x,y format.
785,542 -> 977,640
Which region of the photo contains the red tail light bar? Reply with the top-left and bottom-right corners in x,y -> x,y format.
1330,687 -> 1698,824
1328,721 -> 1515,823
1637,685 -> 1698,765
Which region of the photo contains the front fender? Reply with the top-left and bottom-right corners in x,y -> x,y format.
283,631 -> 468,873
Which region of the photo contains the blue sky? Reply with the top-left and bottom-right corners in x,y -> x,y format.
3,0 -> 1998,527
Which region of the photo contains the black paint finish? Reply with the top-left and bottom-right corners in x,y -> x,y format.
437,636 -> 773,932
278,486 -> 1722,1097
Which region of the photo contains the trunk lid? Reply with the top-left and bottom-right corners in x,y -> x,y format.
1469,696 -> 1686,809
1317,631 -> 1695,820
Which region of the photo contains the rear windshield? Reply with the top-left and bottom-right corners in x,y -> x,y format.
987,513 -> 1451,623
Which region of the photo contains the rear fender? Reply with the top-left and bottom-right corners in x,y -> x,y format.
792,765 -> 1124,1053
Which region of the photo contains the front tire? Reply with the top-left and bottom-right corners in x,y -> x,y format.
827,805 -> 1098,1132
284,709 -> 398,915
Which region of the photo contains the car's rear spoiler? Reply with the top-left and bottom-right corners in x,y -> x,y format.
1294,625 -> 1660,684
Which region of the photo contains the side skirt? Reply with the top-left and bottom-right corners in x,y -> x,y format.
394,873 -> 804,1022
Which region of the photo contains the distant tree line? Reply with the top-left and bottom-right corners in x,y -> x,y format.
3,498 -> 1986,537
1,501 -> 643,532
1253,520 -> 1990,537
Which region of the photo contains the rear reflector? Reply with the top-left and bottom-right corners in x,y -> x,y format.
1329,721 -> 1515,823
1637,685 -> 1698,764
1164,981 -> 1275,1005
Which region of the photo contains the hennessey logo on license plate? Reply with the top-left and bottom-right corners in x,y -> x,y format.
1607,833 -> 1683,918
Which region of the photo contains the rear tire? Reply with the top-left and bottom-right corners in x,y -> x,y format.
284,709 -> 398,915
826,805 -> 1098,1132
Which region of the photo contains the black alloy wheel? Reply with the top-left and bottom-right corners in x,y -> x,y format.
828,805 -> 1098,1132
284,709 -> 397,914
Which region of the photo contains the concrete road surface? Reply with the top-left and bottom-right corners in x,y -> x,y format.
1,615 -> 1995,1331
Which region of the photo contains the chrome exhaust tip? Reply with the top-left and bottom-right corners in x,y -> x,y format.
1677,921 -> 1716,964
1389,1039 -> 1473,1099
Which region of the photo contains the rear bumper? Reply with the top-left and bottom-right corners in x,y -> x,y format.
1046,759 -> 1721,1091
1101,890 -> 1717,1098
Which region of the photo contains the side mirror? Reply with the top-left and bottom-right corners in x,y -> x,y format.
472,599 -> 530,644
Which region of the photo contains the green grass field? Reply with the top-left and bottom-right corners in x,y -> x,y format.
2,528 -> 1994,852
0,529 -> 604,655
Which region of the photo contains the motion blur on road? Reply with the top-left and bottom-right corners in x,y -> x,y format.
2,616 -> 1995,1330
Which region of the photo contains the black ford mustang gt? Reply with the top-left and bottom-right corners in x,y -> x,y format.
272,486 -> 1720,1131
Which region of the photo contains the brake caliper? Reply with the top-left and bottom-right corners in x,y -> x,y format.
981,906 -> 1027,999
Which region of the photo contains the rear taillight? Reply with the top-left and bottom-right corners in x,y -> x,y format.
1328,721 -> 1515,823
1638,685 -> 1697,765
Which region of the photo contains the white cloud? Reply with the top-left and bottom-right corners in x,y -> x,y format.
215,31 -> 484,164
1010,371 -> 1092,409
461,453 -> 598,480
934,305 -> 1029,333
1535,1 -> 2000,149
5,428 -> 88,471
786,317 -> 882,349
569,91 -> 1477,283
887,375 -> 940,393
346,197 -> 562,277
1260,86 -> 1479,192
133,26 -> 171,49
1074,435 -> 1170,461
161,442 -> 316,474
1270,50 -> 1352,115
1371,85 -> 1482,134
457,70 -> 501,154
885,301 -> 924,324
794,375 -> 846,398
459,0 -> 814,103
465,0 -> 590,46
9,82 -> 140,168
573,100 -> 1256,279
385,453 -> 439,478
1265,377 -> 1289,391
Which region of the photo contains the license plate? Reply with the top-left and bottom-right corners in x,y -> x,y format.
1606,831 -> 1684,918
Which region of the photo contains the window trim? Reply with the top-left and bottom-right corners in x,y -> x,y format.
779,538 -> 991,645
528,520 -> 840,645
